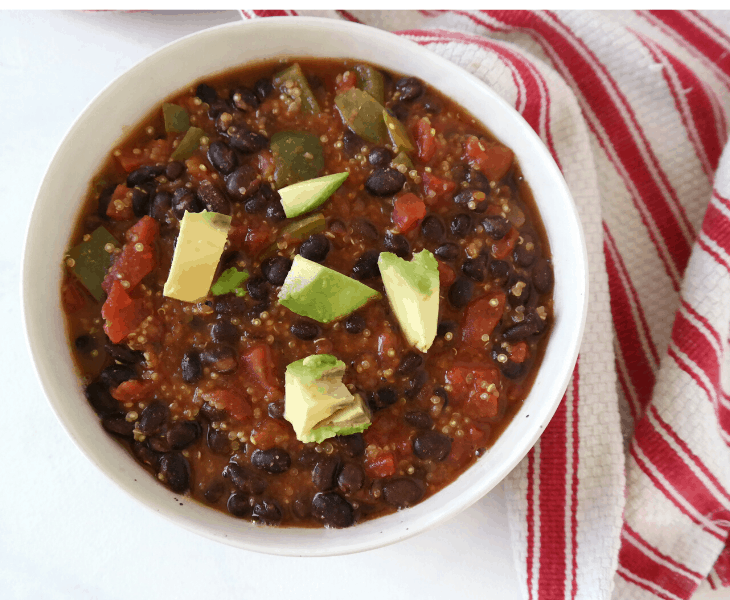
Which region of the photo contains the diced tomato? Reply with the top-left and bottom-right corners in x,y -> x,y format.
125,216 -> 160,246
111,379 -> 158,403
464,136 -> 514,182
445,362 -> 501,420
392,193 -> 426,234
335,70 -> 357,94
116,139 -> 171,173
184,157 -> 215,183
106,185 -> 134,221
258,150 -> 275,180
413,117 -> 437,163
436,260 -> 455,289
461,291 -> 506,351
62,281 -> 86,313
242,345 -> 281,394
421,171 -> 455,205
102,243 -> 156,294
491,226 -> 519,260
229,223 -> 273,257
250,418 -> 290,449
377,330 -> 400,371
200,389 -> 254,422
364,449 -> 396,479
116,150 -> 146,173
509,342 -> 528,363
102,281 -> 147,344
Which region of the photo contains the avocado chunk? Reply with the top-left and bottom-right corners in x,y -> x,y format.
279,172 -> 348,219
284,354 -> 371,443
278,255 -> 380,323
378,250 -> 440,352
163,210 -> 232,303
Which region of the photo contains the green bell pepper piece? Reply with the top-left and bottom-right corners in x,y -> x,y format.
334,88 -> 388,144
211,267 -> 250,297
163,103 -> 190,134
259,213 -> 327,261
170,126 -> 204,161
354,64 -> 385,105
272,63 -> 320,115
391,151 -> 414,171
271,131 -> 324,189
383,109 -> 414,154
66,226 -> 120,301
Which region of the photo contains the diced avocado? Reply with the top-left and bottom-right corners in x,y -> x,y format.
162,103 -> 190,133
334,88 -> 388,144
170,126 -> 204,161
278,255 -> 380,323
391,151 -> 414,171
383,109 -> 414,154
271,131 -> 325,189
259,212 -> 327,261
66,226 -> 120,301
284,354 -> 371,443
378,250 -> 440,352
354,64 -> 385,105
279,172 -> 348,219
272,63 -> 320,115
210,267 -> 249,297
163,210 -> 232,303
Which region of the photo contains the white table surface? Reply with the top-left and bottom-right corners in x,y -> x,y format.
1,10 -> 726,600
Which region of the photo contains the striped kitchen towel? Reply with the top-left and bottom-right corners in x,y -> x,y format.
241,9 -> 730,599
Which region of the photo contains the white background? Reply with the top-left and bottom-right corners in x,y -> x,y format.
1,10 -> 727,599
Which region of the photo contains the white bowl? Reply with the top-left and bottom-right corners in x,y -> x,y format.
22,17 -> 587,556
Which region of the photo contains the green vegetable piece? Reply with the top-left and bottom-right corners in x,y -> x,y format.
66,226 -> 120,301
163,103 -> 190,134
305,423 -> 370,445
271,131 -> 325,189
391,151 -> 414,171
279,172 -> 349,219
354,64 -> 385,105
272,63 -> 320,115
259,213 -> 327,261
170,126 -> 204,161
383,109 -> 415,154
210,267 -> 250,297
334,88 -> 388,144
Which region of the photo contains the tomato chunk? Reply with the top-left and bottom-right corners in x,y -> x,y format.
242,345 -> 281,394
414,117 -> 437,163
445,362 -> 501,420
102,243 -> 156,295
510,342 -> 528,363
364,449 -> 396,479
392,193 -> 426,234
229,223 -> 274,257
106,185 -> 134,221
250,418 -> 290,449
464,136 -> 514,182
422,171 -> 455,205
335,70 -> 357,94
491,227 -> 519,260
125,216 -> 160,246
461,291 -> 506,350
62,281 -> 86,313
437,260 -> 455,288
102,281 -> 147,344
116,139 -> 171,172
111,379 -> 158,403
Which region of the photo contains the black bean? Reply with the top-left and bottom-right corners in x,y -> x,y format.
367,386 -> 398,412
251,447 -> 291,474
329,219 -> 347,235
337,463 -> 364,494
102,415 -> 135,437
420,215 -> 445,242
365,167 -> 406,196
434,243 -> 460,261
419,95 -> 441,114
312,455 -> 341,491
210,319 -> 239,345
227,492 -> 252,518
482,216 -> 511,240
242,277 -> 267,302
298,234 -> 330,263
396,77 -> 424,101
462,256 -> 487,281
266,200 -> 286,221
368,146 -> 393,167
434,387 -> 449,408
231,86 -> 259,111
449,278 -> 473,308
405,370 -> 428,399
207,140 -> 238,175
344,314 -> 366,334
267,399 -> 285,420
159,453 -> 190,493
148,435 -> 171,454
150,191 -> 172,222
353,219 -> 379,241
138,401 -> 169,436
311,492 -> 355,528
508,275 -> 531,307
253,499 -> 282,525
290,320 -> 320,341
131,187 -> 151,218
489,260 -> 511,281
261,256 -> 292,286
413,431 -> 452,461
103,341 -> 143,364
382,477 -> 424,508
207,427 -> 231,455
229,129 -> 268,154
84,380 -> 118,416
200,345 -> 238,374
390,102 -> 409,123
100,364 -> 137,388
181,350 -> 202,384
342,129 -> 364,157
225,164 -> 261,202
532,258 -> 554,294
351,250 -> 380,280
213,294 -> 247,315
132,441 -> 162,469
254,77 -> 273,102
245,301 -> 270,320
203,479 -> 226,504
195,83 -> 217,104
172,187 -> 202,220
336,433 -> 365,458
450,213 -> 472,238
224,462 -> 267,495
126,165 -> 164,188
74,334 -> 95,354
292,496 -> 311,520
502,311 -> 545,341
515,234 -> 537,267
383,232 -> 410,258
244,192 -> 268,214
165,160 -> 185,181
196,180 -> 230,214
467,168 -> 491,192
166,421 -> 200,450
404,410 -> 433,429
436,320 -> 457,338
502,359 -> 527,380
96,184 -> 116,219
397,352 -> 423,376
